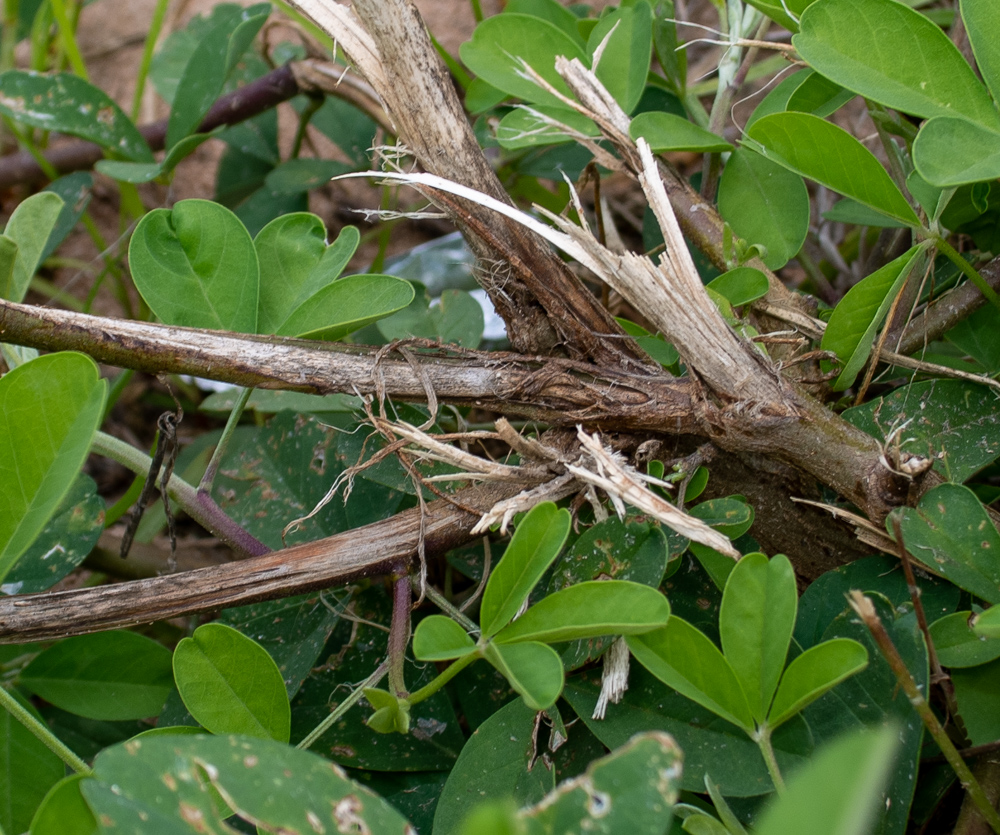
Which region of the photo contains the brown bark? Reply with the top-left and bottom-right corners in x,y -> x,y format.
0,482 -> 525,644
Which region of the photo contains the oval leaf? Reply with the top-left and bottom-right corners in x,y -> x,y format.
767,638 -> 868,730
706,267 -> 770,307
963,0 -> 1000,104
627,617 -> 755,733
932,610 -> 1000,667
631,111 -> 732,153
480,502 -> 572,638
0,70 -> 152,161
459,14 -> 587,108
717,148 -> 809,270
254,215 -> 360,334
914,117 -> 1000,187
720,554 -> 798,723
485,640 -> 564,711
86,733 -> 412,833
30,774 -> 97,835
173,622 -> 291,741
895,483 -> 1000,604
1,191 -> 64,303
413,615 -> 477,661
588,1 -> 653,115
0,352 -> 106,582
276,273 -> 415,341
747,112 -> 919,226
821,245 -> 924,390
973,605 -> 1000,639
19,631 -> 173,720
794,0 -> 998,127
497,105 -> 599,150
129,199 -> 259,332
494,580 -> 670,644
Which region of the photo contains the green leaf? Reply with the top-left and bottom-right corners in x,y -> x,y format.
218,594 -> 342,699
962,0 -> 1000,104
563,668 -> 809,796
459,15 -> 587,108
767,639 -> 868,729
795,554 -> 959,648
128,198 -> 259,332
212,412 -> 405,550
40,173 -> 94,263
1,192 -> 64,303
276,274 -> 415,341
485,641 -> 564,710
2,474 -> 104,595
785,70 -> 855,117
799,595 -> 927,834
497,104 -> 599,150
434,699 -> 555,834
754,726 -> 898,835
932,610 -> 1000,667
617,318 -> 680,368
263,158 -> 352,193
952,657 -> 1000,745
480,502 -> 572,638
0,690 -> 65,835
717,148 -> 809,270
494,580 -> 670,644
166,4 -> 270,148
19,631 -> 172,720
973,604 -> 1000,639
627,617 -> 755,733
515,732 -> 682,833
94,131 -> 220,183
86,733 -> 413,833
630,111 -> 732,152
173,622 -> 291,741
505,0 -> 584,43
588,1 -> 652,114
30,775 -> 97,835
377,287 -> 486,349
843,379 -> 1000,483
706,268 -> 770,307
0,352 -> 106,582
254,215 -> 359,334
895,483 -> 1000,604
913,117 -> 1000,187
743,0 -> 813,33
413,614 -> 477,661
747,113 -> 919,226
820,245 -> 924,390
719,553 -> 797,723
652,2 -> 686,96
821,198 -> 909,228
687,497 -> 754,589
0,71 -> 152,161
794,0 -> 998,128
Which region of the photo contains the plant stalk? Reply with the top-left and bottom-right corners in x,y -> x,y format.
0,685 -> 91,775
296,660 -> 389,751
92,431 -> 269,558
850,591 -> 1000,834
755,725 -> 786,795
388,569 -> 411,698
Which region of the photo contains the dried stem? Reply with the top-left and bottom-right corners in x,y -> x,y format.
849,592 -> 1000,835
